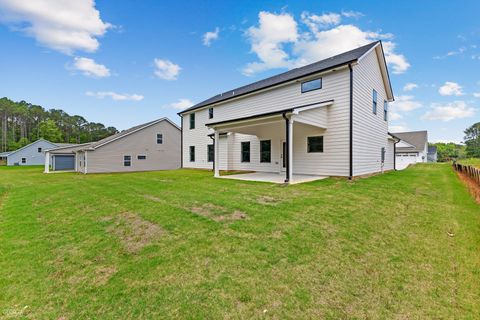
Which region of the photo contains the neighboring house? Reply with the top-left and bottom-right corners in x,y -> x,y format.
427,145 -> 438,162
393,130 -> 429,170
2,139 -> 71,166
179,41 -> 397,183
45,117 -> 181,174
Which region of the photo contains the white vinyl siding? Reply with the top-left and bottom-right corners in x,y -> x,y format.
6,139 -> 58,166
352,48 -> 390,176
182,68 -> 351,176
85,120 -> 181,173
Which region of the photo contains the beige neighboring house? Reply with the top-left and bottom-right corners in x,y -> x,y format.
45,117 -> 181,174
179,41 -> 398,183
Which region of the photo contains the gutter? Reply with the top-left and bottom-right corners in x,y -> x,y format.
209,134 -> 215,173
348,63 -> 353,180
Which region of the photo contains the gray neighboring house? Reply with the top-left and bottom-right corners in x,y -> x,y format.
393,130 -> 429,170
427,146 -> 437,162
2,139 -> 71,166
45,117 -> 181,174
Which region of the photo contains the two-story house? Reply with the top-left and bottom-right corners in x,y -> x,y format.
179,41 -> 398,183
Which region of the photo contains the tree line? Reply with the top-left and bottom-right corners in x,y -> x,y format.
431,122 -> 480,162
0,97 -> 117,152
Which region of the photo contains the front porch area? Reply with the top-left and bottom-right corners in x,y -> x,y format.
219,172 -> 328,184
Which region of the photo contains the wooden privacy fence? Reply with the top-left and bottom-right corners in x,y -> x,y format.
453,162 -> 480,185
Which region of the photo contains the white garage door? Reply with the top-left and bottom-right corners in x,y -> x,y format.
396,154 -> 417,170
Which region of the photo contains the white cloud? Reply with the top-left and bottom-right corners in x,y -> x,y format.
0,0 -> 112,54
473,92 -> 480,98
153,58 -> 181,80
301,12 -> 341,32
403,83 -> 418,91
86,91 -> 144,101
433,47 -> 466,59
389,124 -> 410,132
341,10 -> 364,19
389,111 -> 402,120
243,11 -> 409,76
422,101 -> 475,121
167,98 -> 194,110
203,27 -> 219,46
438,81 -> 464,96
72,57 -> 110,78
390,95 -> 422,112
242,11 -> 298,76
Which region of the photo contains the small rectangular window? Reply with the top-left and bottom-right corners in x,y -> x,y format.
137,155 -> 146,160
301,78 -> 322,93
207,144 -> 214,162
124,155 -> 131,167
260,140 -> 271,163
157,133 -> 163,144
37,147 -> 42,153
372,89 -> 377,114
381,147 -> 386,162
383,100 -> 388,121
190,113 -> 195,129
307,136 -> 324,153
208,108 -> 214,119
189,146 -> 195,162
241,141 -> 250,162
21,158 -> 26,164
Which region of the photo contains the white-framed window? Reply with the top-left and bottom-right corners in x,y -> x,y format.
37,147 -> 42,153
124,155 -> 131,167
21,158 -> 26,164
307,136 -> 324,153
384,100 -> 388,121
157,133 -> 163,144
301,78 -> 322,93
137,155 -> 146,160
372,89 -> 377,114
189,146 -> 195,162
241,141 -> 250,162
208,108 -> 214,119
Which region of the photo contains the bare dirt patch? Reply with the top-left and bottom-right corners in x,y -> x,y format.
93,265 -> 118,286
456,172 -> 480,204
189,203 -> 248,222
256,195 -> 279,205
106,212 -> 165,253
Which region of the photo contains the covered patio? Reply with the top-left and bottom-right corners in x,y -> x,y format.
219,172 -> 328,184
207,99 -> 333,184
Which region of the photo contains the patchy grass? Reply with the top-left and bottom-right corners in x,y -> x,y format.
0,165 -> 479,319
459,158 -> 480,168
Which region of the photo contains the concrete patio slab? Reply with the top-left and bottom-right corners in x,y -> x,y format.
218,172 -> 328,184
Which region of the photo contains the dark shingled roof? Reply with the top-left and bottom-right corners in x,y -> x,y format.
179,41 -> 380,114
394,131 -> 428,152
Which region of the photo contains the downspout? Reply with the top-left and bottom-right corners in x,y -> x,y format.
282,112 -> 289,183
209,134 -> 215,173
180,115 -> 183,168
348,64 -> 353,180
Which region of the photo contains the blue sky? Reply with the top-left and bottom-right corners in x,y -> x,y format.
0,0 -> 479,143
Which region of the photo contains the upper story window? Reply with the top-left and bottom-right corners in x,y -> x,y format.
208,108 -> 214,119
307,136 -> 324,153
260,140 -> 271,163
241,141 -> 250,163
383,100 -> 388,121
301,78 -> 322,93
137,155 -> 146,160
37,147 -> 42,153
21,158 -> 26,164
372,89 -> 378,114
157,133 -> 163,144
190,113 -> 195,129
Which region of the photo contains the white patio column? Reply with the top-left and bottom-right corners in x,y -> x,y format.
44,151 -> 50,173
214,130 -> 220,177
288,118 -> 293,182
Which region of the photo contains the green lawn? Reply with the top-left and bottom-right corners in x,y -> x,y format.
459,158 -> 480,169
0,165 -> 479,319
